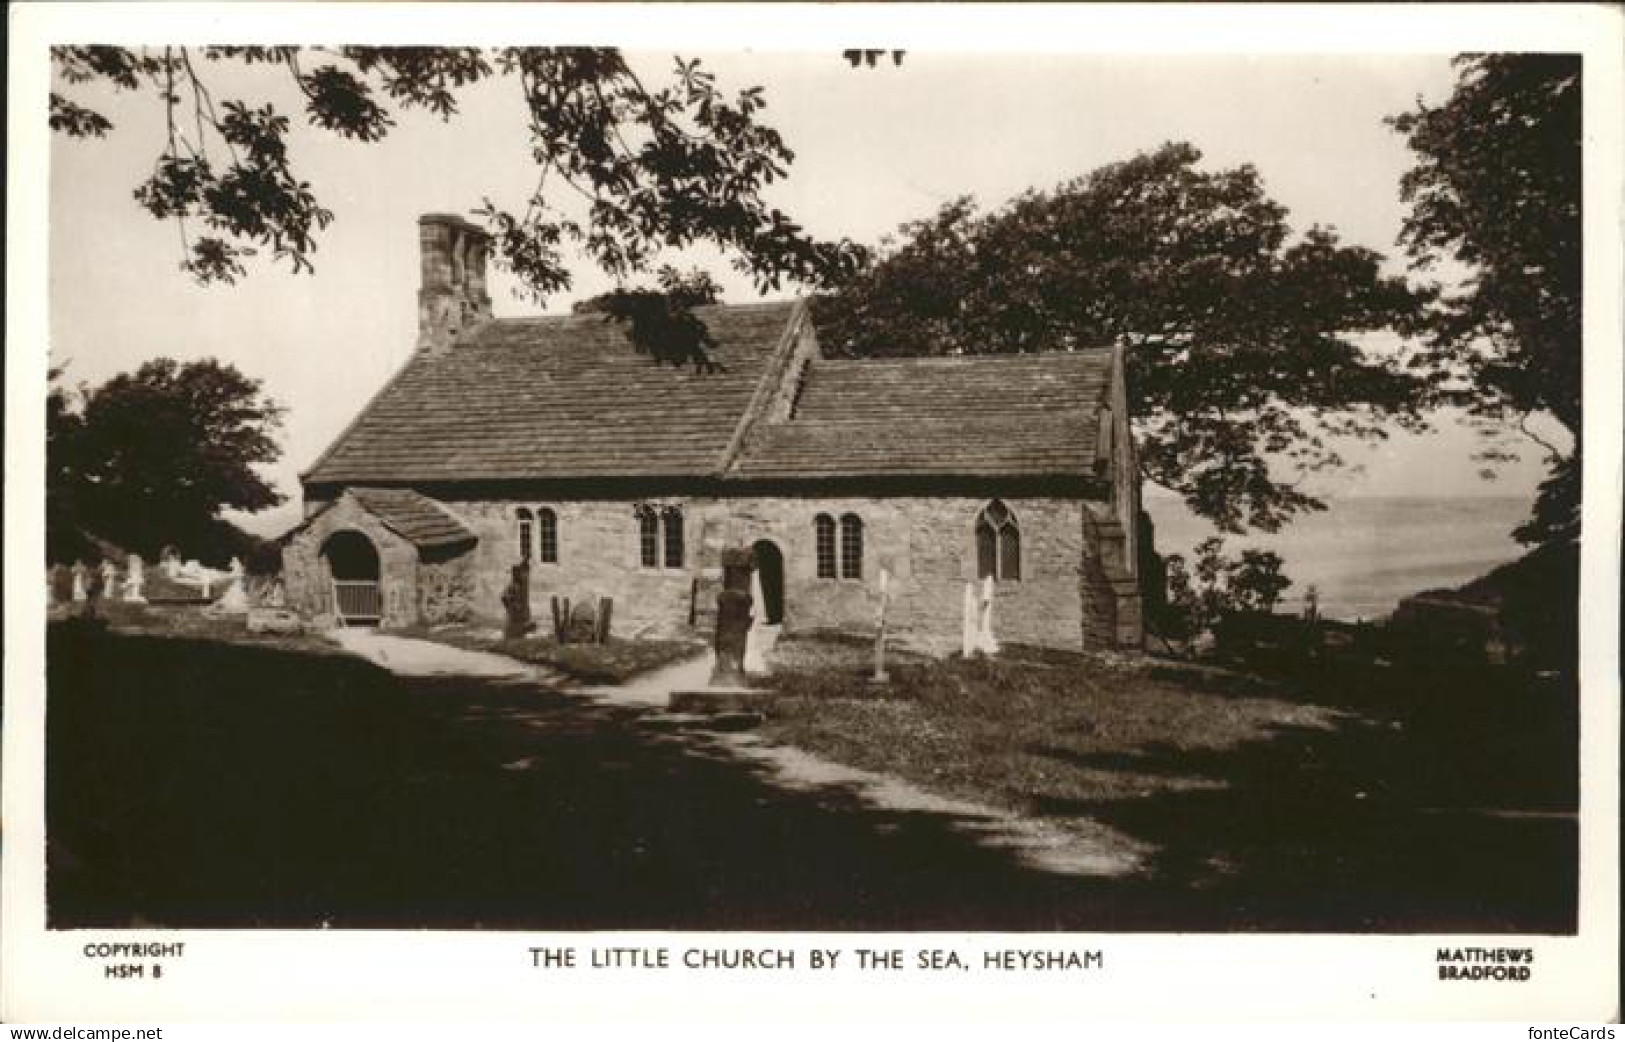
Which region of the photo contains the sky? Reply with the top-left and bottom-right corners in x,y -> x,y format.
47,47 -> 1557,537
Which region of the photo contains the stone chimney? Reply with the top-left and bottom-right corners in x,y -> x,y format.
417,213 -> 493,353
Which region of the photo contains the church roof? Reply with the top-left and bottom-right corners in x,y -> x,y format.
303,300 -> 1120,490
303,301 -> 803,485
730,352 -> 1113,480
346,488 -> 477,550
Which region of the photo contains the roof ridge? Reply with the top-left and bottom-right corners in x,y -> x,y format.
481,299 -> 797,327
816,348 -> 1114,365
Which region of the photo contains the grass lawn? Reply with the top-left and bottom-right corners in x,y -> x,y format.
396,622 -> 704,684
760,636 -> 1349,813
52,599 -> 344,657
756,634 -> 1579,930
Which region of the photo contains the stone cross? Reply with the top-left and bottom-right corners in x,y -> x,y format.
871,567 -> 891,683
976,575 -> 1000,655
71,562 -> 87,602
101,560 -> 120,594
123,554 -> 146,603
709,547 -> 753,688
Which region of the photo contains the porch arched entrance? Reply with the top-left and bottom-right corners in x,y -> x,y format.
321,529 -> 382,626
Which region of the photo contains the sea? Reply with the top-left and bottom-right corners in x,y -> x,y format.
1144,495 -> 1535,623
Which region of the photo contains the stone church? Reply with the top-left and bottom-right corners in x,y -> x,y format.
281,214 -> 1146,653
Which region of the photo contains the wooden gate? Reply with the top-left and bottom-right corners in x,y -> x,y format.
332,579 -> 382,626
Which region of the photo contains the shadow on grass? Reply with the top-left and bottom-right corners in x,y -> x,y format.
1024,671 -> 1579,933
46,625 -> 1578,933
46,626 -> 1154,931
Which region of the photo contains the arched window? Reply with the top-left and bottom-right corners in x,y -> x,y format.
515,507 -> 534,562
537,507 -> 559,564
662,506 -> 685,568
814,514 -> 837,578
636,505 -> 659,568
976,500 -> 1021,581
839,513 -> 864,579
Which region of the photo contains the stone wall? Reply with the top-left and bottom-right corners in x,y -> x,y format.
418,546 -> 476,624
287,486 -> 1147,650
439,493 -> 1113,653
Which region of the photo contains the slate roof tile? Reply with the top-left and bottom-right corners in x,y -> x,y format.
730,350 -> 1113,480
304,300 -> 1117,487
304,301 -> 800,484
347,488 -> 476,550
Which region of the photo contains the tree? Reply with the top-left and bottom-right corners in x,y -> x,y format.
814,143 -> 1429,533
46,368 -> 89,563
572,265 -> 725,370
48,359 -> 285,561
1389,54 -> 1582,548
50,46 -> 866,301
1159,537 -> 1292,647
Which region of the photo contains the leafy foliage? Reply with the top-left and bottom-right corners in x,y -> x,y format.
1159,537 -> 1292,644
50,45 -> 867,299
48,359 -> 285,561
1390,54 -> 1582,548
816,143 -> 1429,532
573,266 -> 725,370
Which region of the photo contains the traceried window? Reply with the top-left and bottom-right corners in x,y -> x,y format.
839,513 -> 864,579
814,514 -> 837,578
537,507 -> 559,564
975,500 -> 1021,581
636,504 -> 685,569
516,507 -> 534,562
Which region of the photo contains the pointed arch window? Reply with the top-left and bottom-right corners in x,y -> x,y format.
516,507 -> 534,562
814,514 -> 837,578
976,500 -> 1021,581
537,507 -> 559,564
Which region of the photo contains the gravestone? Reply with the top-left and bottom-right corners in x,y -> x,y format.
82,562 -> 105,618
709,547 -> 754,688
501,561 -> 533,639
568,600 -> 598,643
50,564 -> 74,603
215,574 -> 250,614
122,554 -> 147,603
71,562 -> 88,602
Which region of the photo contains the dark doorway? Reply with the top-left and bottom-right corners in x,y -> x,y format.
750,540 -> 785,625
321,530 -> 382,625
